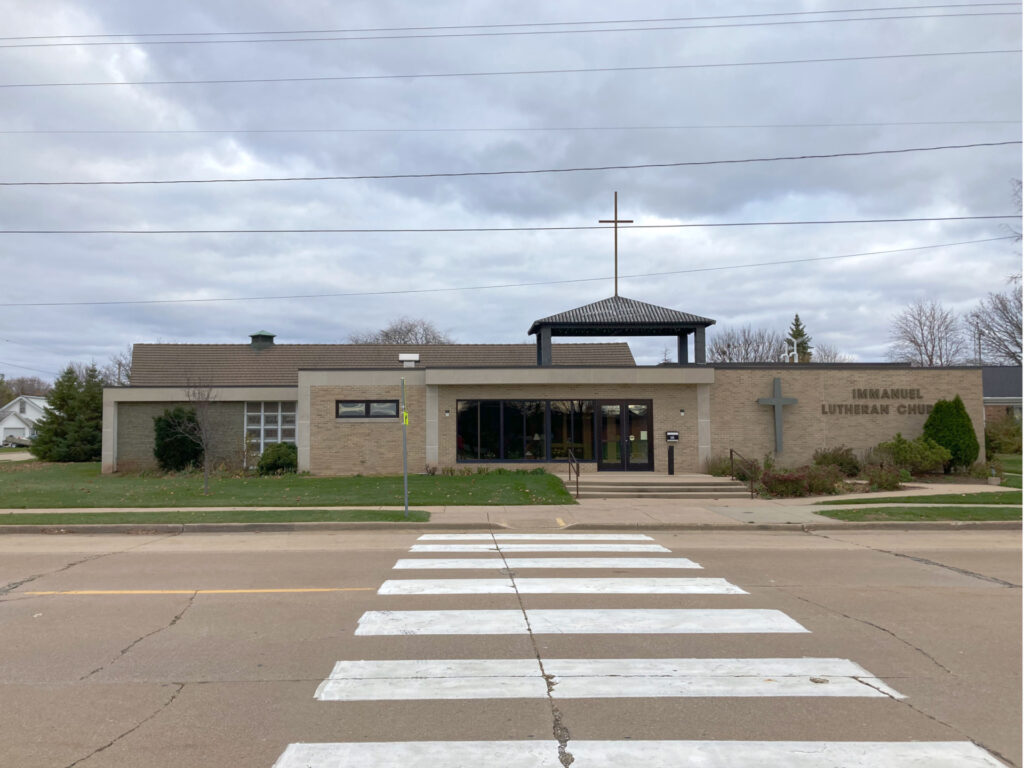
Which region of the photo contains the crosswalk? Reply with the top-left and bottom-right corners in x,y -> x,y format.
272,532 -> 1003,767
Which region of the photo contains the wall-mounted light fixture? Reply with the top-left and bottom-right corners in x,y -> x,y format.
679,408 -> 686,416
444,409 -> 451,417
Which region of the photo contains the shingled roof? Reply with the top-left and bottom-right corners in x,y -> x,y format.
129,342 -> 636,387
528,295 -> 715,335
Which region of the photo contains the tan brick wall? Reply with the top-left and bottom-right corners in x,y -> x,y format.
116,401 -> 244,472
308,385 -> 426,475
710,368 -> 984,467
436,384 -> 699,473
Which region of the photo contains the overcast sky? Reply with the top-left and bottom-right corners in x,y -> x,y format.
0,0 -> 1020,378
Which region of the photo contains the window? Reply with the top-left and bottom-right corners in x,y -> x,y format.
335,400 -> 399,418
455,399 -> 596,462
245,401 -> 297,456
18,401 -> 26,414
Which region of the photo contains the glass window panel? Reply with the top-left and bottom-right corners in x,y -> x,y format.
246,414 -> 262,427
246,402 -> 261,414
281,413 -> 296,426
601,404 -> 622,462
456,401 -> 478,460
502,401 -> 525,460
337,402 -> 366,417
263,402 -> 278,412
280,402 -> 296,413
549,401 -> 572,459
479,402 -> 501,460
576,401 -> 596,460
369,401 -> 398,417
524,401 -> 546,460
263,413 -> 279,426
281,428 -> 296,442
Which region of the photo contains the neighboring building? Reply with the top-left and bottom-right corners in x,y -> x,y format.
102,296 -> 985,476
982,366 -> 1022,423
0,395 -> 48,444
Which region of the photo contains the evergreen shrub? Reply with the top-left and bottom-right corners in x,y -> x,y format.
257,442 -> 298,475
153,407 -> 202,471
873,433 -> 951,475
812,446 -> 860,477
923,395 -> 980,472
863,465 -> 902,491
30,365 -> 103,462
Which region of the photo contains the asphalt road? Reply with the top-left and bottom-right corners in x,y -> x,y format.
0,529 -> 1019,767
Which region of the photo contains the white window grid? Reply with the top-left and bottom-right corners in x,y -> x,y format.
245,401 -> 297,457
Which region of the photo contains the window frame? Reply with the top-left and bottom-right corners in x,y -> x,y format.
335,400 -> 400,419
455,399 -> 597,463
244,401 -> 297,462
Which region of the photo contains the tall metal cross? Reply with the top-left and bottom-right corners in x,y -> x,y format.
757,377 -> 798,454
599,191 -> 632,297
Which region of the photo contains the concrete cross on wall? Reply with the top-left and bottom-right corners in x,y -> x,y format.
757,377 -> 798,453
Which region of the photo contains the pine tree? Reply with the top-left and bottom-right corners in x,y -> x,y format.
923,394 -> 980,473
787,314 -> 813,363
29,364 -> 103,462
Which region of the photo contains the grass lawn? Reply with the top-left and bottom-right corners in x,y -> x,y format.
0,447 -> 29,453
0,461 -> 574,508
996,453 -> 1022,475
0,509 -> 430,525
817,490 -> 1022,506
816,506 -> 1022,522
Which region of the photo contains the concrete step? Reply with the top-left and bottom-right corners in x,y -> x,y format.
575,491 -> 752,500
574,482 -> 746,490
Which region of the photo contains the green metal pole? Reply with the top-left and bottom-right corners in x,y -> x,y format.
401,377 -> 408,518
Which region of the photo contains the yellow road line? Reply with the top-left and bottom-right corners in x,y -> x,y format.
25,587 -> 376,596
556,517 -> 567,527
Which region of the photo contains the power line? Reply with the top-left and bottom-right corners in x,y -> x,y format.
0,236 -> 1010,308
2,49 -> 1016,89
1,141 -> 1017,187
0,10 -> 1016,48
0,215 -> 1017,235
1,119 -> 1018,135
3,3 -> 1013,40
0,359 -> 58,376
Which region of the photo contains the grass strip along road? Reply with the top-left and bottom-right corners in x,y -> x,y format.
816,506 -> 1022,522
817,490 -> 1022,506
0,462 -> 573,508
0,509 -> 430,526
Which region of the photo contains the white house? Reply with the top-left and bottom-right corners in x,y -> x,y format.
0,395 -> 48,444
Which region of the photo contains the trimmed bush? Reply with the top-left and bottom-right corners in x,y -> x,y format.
985,414 -> 1022,458
863,465 -> 902,491
873,433 -> 951,475
923,395 -> 980,472
812,446 -> 860,477
257,442 -> 298,475
153,407 -> 202,471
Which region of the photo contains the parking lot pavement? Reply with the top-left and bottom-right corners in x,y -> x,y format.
0,529 -> 1019,767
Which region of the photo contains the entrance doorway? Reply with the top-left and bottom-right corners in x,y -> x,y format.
597,400 -> 653,471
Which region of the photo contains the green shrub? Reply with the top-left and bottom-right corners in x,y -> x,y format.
873,433 -> 951,475
864,465 -> 902,491
704,454 -> 732,477
257,442 -> 297,475
761,468 -> 809,498
985,414 -> 1022,458
812,446 -> 860,477
153,407 -> 202,471
806,464 -> 844,495
923,395 -> 979,473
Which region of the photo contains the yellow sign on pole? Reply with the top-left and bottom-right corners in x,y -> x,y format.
402,411 -> 409,425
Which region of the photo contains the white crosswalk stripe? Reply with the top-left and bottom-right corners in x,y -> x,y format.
355,608 -> 808,635
314,657 -> 904,701
417,533 -> 654,540
274,740 -> 1004,767
410,542 -> 670,552
393,557 -> 703,569
378,577 -> 745,595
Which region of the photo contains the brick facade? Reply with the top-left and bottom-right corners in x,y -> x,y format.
115,401 -> 244,471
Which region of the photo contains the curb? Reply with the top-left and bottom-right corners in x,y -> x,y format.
0,520 -> 1017,535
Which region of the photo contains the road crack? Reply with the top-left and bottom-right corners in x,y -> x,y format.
80,591 -> 197,680
489,527 -> 573,766
62,682 -> 184,768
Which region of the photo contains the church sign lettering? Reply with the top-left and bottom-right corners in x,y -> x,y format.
820,388 -> 934,417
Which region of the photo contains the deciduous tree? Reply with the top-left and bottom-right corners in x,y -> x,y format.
965,275 -> 1022,365
349,317 -> 453,344
706,325 -> 787,363
887,300 -> 965,366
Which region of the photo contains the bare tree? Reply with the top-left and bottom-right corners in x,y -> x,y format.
965,274 -> 1022,365
814,343 -> 854,363
707,325 -> 788,363
887,299 -> 966,366
349,317 -> 454,344
163,379 -> 217,495
2,375 -> 51,397
100,346 -> 133,386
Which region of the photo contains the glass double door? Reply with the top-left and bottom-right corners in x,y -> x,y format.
597,400 -> 653,471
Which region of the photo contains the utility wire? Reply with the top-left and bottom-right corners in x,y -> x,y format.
3,3 -> 1013,40
0,11 -> 1016,48
0,236 -> 1010,308
1,141 -> 1016,187
2,49 -> 1016,89
0,359 -> 58,375
1,119 -> 1018,135
0,215 -> 1017,235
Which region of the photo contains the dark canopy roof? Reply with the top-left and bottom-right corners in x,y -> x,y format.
528,295 -> 715,336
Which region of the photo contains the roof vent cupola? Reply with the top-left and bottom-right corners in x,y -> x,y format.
249,331 -> 276,350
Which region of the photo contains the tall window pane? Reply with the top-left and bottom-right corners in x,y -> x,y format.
574,400 -> 596,460
549,401 -> 572,459
502,401 -> 525,459
524,401 -> 546,460
479,402 -> 501,460
456,401 -> 478,460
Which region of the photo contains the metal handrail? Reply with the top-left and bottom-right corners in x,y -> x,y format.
567,448 -> 580,499
729,448 -> 758,499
